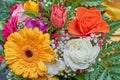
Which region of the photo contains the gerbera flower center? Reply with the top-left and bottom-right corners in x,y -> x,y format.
25,50 -> 33,57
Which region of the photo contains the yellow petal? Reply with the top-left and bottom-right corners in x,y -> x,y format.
37,61 -> 47,72
110,35 -> 120,41
24,1 -> 39,13
102,0 -> 120,20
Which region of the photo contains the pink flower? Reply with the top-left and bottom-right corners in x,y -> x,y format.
10,4 -> 28,22
0,57 -> 4,65
2,16 -> 18,40
50,4 -> 67,28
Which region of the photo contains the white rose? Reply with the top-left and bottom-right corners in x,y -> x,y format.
63,38 -> 100,71
45,59 -> 65,77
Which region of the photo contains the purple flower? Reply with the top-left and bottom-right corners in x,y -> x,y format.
25,18 -> 49,33
39,2 -> 44,11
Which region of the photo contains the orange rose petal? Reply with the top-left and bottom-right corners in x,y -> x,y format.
76,7 -> 88,19
68,19 -> 80,35
99,20 -> 110,32
89,8 -> 101,17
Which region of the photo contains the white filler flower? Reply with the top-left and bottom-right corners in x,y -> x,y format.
63,38 -> 100,71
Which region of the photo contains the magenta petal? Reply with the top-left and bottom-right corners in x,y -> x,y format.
25,18 -> 49,33
2,16 -> 18,40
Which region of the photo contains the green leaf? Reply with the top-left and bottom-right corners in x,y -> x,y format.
0,13 -> 10,21
0,60 -> 7,71
0,45 -> 3,56
106,20 -> 120,39
97,5 -> 107,12
85,41 -> 120,80
75,75 -> 84,80
13,73 -> 30,80
108,65 -> 120,74
53,0 -> 59,4
110,73 -> 120,80
44,17 -> 50,23
0,21 -> 6,27
85,72 -> 90,80
106,74 -> 112,80
71,0 -> 81,10
80,0 -> 104,7
24,11 -> 40,18
0,0 -> 18,20
0,35 -> 4,43
97,69 -> 106,80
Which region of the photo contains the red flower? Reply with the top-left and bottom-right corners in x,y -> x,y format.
50,4 -> 67,28
0,57 -> 4,65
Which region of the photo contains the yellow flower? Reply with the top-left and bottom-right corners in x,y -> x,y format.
24,1 -> 39,13
102,0 -> 120,41
33,76 -> 58,80
102,0 -> 120,20
4,27 -> 56,79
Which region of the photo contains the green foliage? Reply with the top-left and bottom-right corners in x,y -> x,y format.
0,36 -> 4,44
70,0 -> 81,10
0,30 -> 4,56
0,60 -> 7,71
106,20 -> 120,39
101,42 -> 120,55
0,5 -> 10,20
0,45 -> 4,56
85,41 -> 120,80
0,0 -> 15,20
0,31 -> 4,43
97,69 -> 107,80
80,0 -> 104,7
16,0 -> 26,4
75,75 -> 84,80
0,0 -> 25,20
106,74 -> 112,80
13,73 -> 30,80
97,5 -> 107,12
0,21 -> 6,27
24,11 -> 40,18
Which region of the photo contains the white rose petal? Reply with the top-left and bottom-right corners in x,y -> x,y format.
63,38 -> 100,71
45,59 -> 65,77
89,46 -> 100,63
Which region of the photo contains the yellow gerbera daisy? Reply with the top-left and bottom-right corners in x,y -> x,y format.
24,1 -> 39,13
4,27 -> 56,79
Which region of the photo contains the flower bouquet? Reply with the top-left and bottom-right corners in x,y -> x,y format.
0,0 -> 120,80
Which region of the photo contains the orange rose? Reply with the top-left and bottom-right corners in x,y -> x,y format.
68,7 -> 110,36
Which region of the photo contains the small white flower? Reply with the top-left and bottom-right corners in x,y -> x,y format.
45,59 -> 65,77
63,38 -> 100,71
